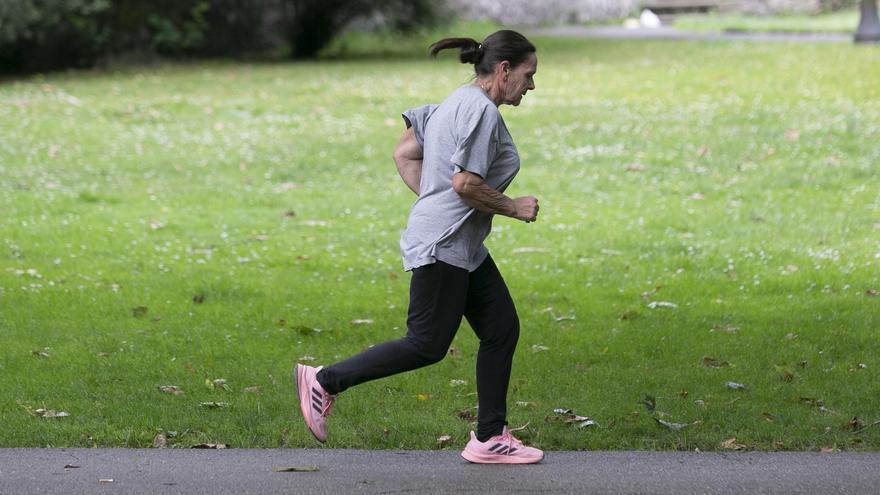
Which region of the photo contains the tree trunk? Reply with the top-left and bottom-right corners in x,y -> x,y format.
855,0 -> 880,43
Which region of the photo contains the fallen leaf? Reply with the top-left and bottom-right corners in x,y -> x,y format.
647,301 -> 677,309
192,443 -> 228,449
199,402 -> 230,409
625,163 -> 646,172
241,386 -> 261,394
515,401 -> 536,408
193,294 -> 205,304
866,290 -> 879,297
274,466 -> 318,472
350,319 -> 374,325
158,385 -> 184,395
35,409 -> 69,418
702,357 -> 729,368
785,333 -> 798,340
820,446 -> 839,454
149,219 -> 164,230
206,378 -> 231,391
447,347 -> 461,358
449,379 -> 467,387
786,265 -> 799,273
564,414 -> 598,428
99,479 -> 114,485
297,356 -> 317,362
725,381 -> 748,390
721,437 -> 747,450
31,350 -> 50,358
689,192 -> 705,201
784,130 -> 801,141
436,435 -> 452,448
849,417 -> 863,431
531,344 -> 550,352
697,146 -> 709,157
654,418 -> 699,431
152,432 -> 168,448
416,394 -> 432,401
132,306 -> 149,317
284,210 -> 297,218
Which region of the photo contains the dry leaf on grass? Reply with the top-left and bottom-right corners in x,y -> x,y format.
436,435 -> 452,448
152,432 -> 168,448
192,443 -> 228,449
206,378 -> 231,391
350,319 -> 374,325
158,385 -> 184,395
721,438 -> 747,450
35,408 -> 69,418
654,418 -> 699,431
199,402 -> 229,409
725,381 -> 748,390
702,357 -> 729,368
647,301 -> 677,309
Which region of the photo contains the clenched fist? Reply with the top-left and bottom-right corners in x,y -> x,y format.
512,196 -> 539,223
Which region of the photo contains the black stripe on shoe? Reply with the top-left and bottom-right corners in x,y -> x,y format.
496,446 -> 509,455
488,443 -> 503,452
507,448 -> 518,455
312,402 -> 322,414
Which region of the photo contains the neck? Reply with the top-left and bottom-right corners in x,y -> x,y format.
475,79 -> 502,107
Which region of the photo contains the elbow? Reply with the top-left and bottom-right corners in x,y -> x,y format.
452,172 -> 470,195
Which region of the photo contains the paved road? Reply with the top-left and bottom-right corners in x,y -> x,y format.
527,26 -> 852,43
2,448 -> 879,494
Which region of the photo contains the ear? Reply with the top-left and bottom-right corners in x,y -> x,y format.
497,60 -> 510,77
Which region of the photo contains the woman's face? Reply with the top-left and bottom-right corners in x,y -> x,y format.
502,52 -> 537,106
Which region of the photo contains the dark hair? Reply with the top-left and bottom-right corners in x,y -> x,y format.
429,30 -> 536,76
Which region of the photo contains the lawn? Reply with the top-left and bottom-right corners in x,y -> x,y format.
1,30 -> 878,451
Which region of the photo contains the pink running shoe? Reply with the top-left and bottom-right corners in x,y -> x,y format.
461,426 -> 544,464
294,364 -> 335,443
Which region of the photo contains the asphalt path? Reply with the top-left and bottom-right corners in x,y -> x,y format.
527,26 -> 852,43
2,448 -> 880,494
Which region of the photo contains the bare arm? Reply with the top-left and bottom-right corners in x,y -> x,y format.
452,171 -> 539,223
393,128 -> 422,195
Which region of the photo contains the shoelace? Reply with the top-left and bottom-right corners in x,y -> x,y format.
499,423 -> 529,455
320,393 -> 336,417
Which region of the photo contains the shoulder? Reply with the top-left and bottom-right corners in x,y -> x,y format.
447,86 -> 499,124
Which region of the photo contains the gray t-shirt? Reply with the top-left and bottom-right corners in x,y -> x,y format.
399,85 -> 520,272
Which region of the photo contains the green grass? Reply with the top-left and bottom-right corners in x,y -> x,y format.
1,31 -> 879,451
672,10 -> 859,34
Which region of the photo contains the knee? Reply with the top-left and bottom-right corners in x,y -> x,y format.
407,336 -> 449,365
484,314 -> 519,349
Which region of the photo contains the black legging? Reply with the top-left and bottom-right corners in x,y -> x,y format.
316,255 -> 520,441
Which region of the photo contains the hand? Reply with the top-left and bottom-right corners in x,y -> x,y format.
512,196 -> 539,223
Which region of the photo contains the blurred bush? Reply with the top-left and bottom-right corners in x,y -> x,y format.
0,0 -> 441,73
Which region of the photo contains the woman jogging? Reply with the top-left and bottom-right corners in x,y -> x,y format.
295,30 -> 542,464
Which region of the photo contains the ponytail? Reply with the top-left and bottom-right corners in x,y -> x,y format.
429,30 -> 535,76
